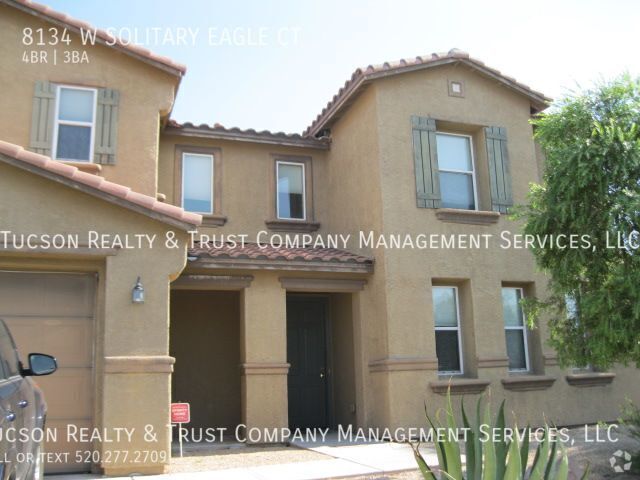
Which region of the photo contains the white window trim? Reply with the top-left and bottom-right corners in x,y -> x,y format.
436,131 -> 478,211
51,85 -> 98,163
181,152 -> 214,215
433,286 -> 464,375
276,160 -> 306,221
503,287 -> 530,372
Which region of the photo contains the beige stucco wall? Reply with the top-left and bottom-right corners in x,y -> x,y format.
335,64 -> 640,428
0,5 -> 179,197
158,135 -> 328,237
0,160 -> 190,475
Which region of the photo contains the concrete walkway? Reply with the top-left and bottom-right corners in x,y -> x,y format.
47,436 -> 436,480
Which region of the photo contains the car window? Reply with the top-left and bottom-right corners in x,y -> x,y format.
0,321 -> 20,378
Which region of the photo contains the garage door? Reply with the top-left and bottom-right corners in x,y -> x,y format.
0,271 -> 95,473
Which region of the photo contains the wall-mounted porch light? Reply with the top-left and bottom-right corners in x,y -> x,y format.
132,277 -> 145,304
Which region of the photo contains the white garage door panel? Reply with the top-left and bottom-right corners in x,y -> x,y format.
0,271 -> 95,474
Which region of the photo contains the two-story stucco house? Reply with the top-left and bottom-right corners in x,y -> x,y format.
1,0 -> 638,476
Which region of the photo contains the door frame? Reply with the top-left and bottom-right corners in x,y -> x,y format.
286,294 -> 334,429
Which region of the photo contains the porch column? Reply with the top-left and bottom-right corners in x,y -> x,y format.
240,272 -> 289,439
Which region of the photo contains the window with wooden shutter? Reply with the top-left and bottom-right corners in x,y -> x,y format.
29,81 -> 56,156
411,116 -> 441,208
94,88 -> 120,164
485,126 -> 513,213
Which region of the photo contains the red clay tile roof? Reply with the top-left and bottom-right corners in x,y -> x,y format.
190,242 -> 373,267
304,49 -> 551,137
0,140 -> 201,229
3,0 -> 186,77
165,120 -> 330,150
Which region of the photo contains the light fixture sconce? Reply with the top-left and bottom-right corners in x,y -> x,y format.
132,277 -> 145,304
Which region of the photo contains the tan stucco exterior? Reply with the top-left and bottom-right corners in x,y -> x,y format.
0,160 -> 190,474
1,1 -> 639,476
0,4 -> 179,197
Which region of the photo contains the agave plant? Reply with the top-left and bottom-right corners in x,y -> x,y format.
410,391 -> 589,480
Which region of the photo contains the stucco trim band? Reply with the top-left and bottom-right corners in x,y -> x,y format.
435,209 -> 500,225
241,363 -> 290,375
172,274 -> 254,290
280,277 -> 367,292
429,379 -> 491,395
501,375 -> 556,392
265,219 -> 321,232
565,372 -> 616,388
368,356 -> 438,373
104,356 -> 175,374
477,356 -> 510,368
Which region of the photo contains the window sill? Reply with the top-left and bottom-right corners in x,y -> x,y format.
429,378 -> 490,395
201,214 -> 228,227
60,161 -> 102,174
501,375 -> 556,392
265,219 -> 320,232
565,372 -> 616,388
435,208 -> 500,225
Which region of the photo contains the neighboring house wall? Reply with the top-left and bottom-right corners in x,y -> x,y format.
0,4 -> 178,196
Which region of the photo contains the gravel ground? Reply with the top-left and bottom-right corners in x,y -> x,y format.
169,443 -> 328,473
168,426 -> 639,479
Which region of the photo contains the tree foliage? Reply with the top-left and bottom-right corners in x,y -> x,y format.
521,76 -> 640,368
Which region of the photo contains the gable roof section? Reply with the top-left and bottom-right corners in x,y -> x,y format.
304,49 -> 551,137
2,0 -> 186,77
0,141 -> 201,230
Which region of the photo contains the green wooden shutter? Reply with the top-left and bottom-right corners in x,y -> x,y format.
29,81 -> 56,156
485,126 -> 513,213
94,88 -> 119,165
412,116 -> 441,208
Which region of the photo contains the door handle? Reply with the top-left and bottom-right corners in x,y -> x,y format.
17,400 -> 28,408
5,411 -> 16,422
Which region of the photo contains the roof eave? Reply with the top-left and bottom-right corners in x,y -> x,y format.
164,125 -> 330,150
188,257 -> 374,273
0,152 -> 199,231
305,57 -> 551,137
3,0 -> 185,78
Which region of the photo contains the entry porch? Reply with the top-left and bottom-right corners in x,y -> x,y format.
169,244 -> 373,444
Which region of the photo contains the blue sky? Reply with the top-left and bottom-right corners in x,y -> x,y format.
47,0 -> 640,133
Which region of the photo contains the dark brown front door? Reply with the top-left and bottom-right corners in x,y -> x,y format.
287,297 -> 328,429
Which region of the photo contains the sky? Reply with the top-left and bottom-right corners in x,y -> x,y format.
45,0 -> 640,134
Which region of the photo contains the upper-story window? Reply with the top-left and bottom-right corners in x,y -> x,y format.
436,132 -> 477,210
182,153 -> 214,214
52,86 -> 97,162
501,287 -> 530,372
277,161 -> 305,220
432,286 -> 464,375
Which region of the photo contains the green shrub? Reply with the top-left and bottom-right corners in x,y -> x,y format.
410,391 -> 589,480
619,398 -> 640,473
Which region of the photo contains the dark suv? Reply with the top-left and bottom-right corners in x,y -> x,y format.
0,319 -> 57,480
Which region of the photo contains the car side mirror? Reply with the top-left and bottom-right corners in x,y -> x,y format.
25,353 -> 57,376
